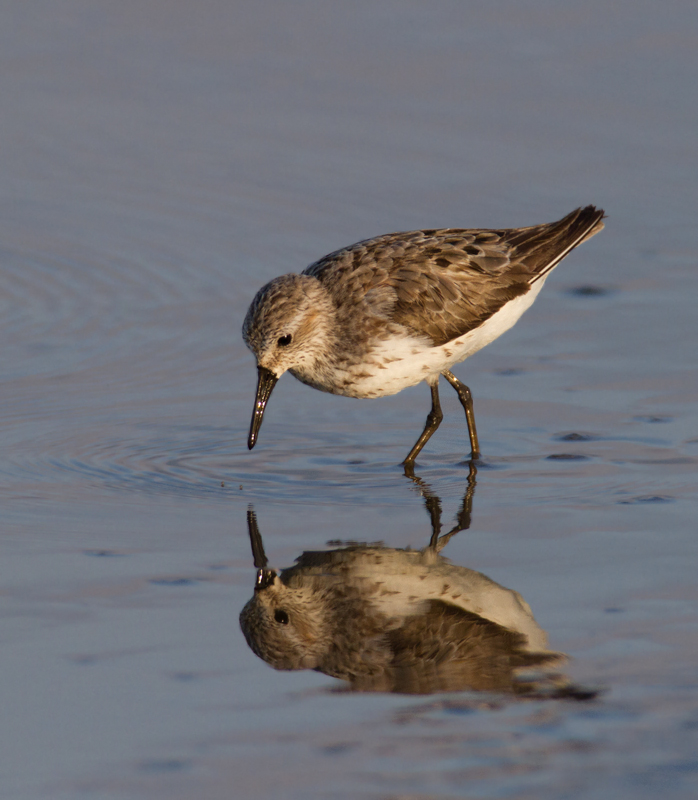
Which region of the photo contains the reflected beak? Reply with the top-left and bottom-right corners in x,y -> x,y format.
255,568 -> 277,591
248,366 -> 278,449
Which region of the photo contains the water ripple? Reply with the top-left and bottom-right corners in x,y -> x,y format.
3,421 -> 695,509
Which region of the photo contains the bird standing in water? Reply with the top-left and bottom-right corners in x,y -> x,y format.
243,205 -> 604,465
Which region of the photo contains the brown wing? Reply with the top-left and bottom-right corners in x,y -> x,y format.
349,600 -> 564,694
303,206 -> 604,346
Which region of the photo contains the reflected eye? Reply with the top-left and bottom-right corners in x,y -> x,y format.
274,609 -> 290,625
277,334 -> 292,347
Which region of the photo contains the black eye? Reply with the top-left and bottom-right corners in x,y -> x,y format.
274,609 -> 289,625
277,334 -> 292,347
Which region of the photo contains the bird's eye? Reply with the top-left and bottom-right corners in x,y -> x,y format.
274,609 -> 290,625
277,334 -> 292,347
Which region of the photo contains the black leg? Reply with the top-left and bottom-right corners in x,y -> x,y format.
402,460 -> 479,552
442,370 -> 480,459
403,381 -> 443,468
450,458 -> 477,535
431,458 -> 478,551
402,469 -> 443,547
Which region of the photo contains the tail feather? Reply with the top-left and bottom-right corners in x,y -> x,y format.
510,205 -> 605,284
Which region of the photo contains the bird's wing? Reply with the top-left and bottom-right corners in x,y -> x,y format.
304,206 -> 604,346
382,600 -> 562,693
387,600 -> 556,669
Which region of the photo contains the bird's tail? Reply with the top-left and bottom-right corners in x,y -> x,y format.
515,205 -> 605,284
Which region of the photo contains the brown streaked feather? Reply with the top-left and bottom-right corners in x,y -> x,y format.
348,599 -> 564,694
304,205 -> 605,347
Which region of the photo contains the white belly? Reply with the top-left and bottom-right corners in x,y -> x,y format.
349,280 -> 546,398
346,550 -> 550,653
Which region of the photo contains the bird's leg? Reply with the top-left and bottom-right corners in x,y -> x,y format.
401,467 -> 443,546
429,460 -> 479,552
402,459 -> 478,552
442,370 -> 480,459
455,458 -> 478,531
403,381 -> 443,469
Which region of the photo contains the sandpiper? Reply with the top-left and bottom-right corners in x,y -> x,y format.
243,205 -> 604,465
240,508 -> 569,695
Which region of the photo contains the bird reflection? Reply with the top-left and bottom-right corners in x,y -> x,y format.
240,467 -> 590,697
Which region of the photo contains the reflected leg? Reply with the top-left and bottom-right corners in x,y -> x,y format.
442,370 -> 480,459
402,460 -> 479,552
403,381 -> 443,468
445,458 -> 477,539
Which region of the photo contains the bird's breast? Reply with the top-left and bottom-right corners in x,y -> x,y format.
289,281 -> 545,399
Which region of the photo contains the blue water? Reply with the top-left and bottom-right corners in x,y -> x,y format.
1,1 -> 697,798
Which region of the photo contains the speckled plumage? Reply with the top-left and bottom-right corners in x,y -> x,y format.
240,534 -> 567,695
243,205 -> 605,463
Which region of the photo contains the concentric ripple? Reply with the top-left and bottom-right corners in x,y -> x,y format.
3,423 -> 473,505
3,416 -> 695,510
1,233 -> 693,510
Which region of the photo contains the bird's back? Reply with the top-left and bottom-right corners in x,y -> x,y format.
304,206 -> 604,346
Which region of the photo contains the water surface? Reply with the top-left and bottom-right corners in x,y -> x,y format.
1,2 -> 697,798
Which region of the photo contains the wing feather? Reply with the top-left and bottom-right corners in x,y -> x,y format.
303,206 -> 604,346
349,600 -> 564,694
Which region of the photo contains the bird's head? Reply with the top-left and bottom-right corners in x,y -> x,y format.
242,274 -> 334,449
239,570 -> 333,671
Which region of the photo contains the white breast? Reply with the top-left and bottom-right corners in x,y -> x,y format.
346,280 -> 547,398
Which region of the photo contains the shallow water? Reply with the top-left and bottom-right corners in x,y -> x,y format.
1,1 -> 697,798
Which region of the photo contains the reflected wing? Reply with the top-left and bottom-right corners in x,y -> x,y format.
351,600 -> 564,694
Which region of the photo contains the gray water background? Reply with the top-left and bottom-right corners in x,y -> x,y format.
1,1 -> 697,797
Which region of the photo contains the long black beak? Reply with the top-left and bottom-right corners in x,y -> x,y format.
247,506 -> 277,590
248,366 -> 278,449
247,507 -> 268,568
